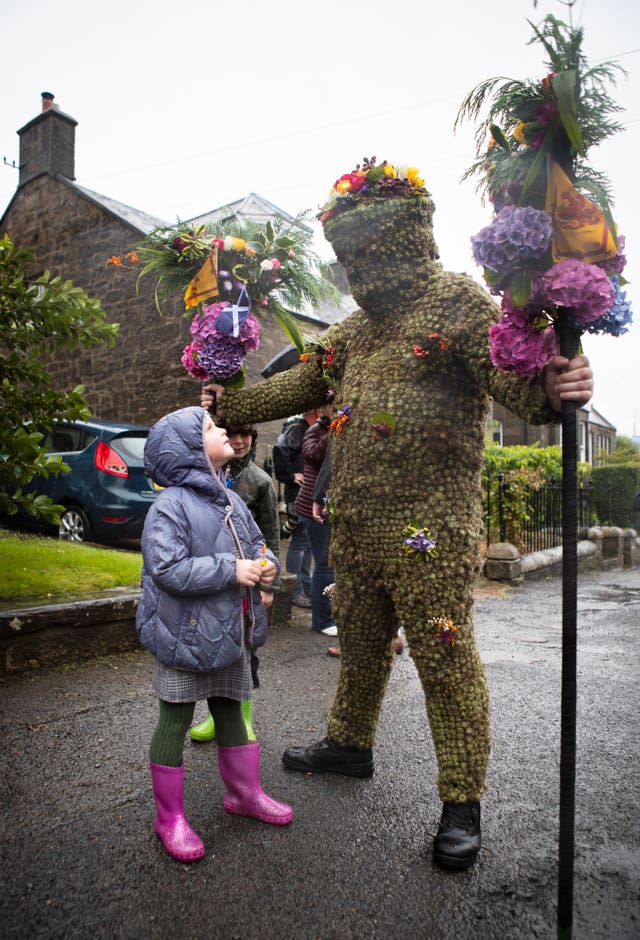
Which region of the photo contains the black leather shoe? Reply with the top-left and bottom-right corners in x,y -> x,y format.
282,737 -> 374,778
433,801 -> 481,871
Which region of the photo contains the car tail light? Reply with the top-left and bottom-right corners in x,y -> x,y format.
95,441 -> 129,477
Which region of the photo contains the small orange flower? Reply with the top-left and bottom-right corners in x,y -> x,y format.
299,353 -> 310,362
126,251 -> 139,264
106,255 -> 122,267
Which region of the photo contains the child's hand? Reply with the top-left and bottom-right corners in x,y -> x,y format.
258,560 -> 277,587
260,590 -> 274,609
236,559 -> 263,587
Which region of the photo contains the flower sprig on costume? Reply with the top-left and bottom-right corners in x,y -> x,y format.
402,523 -> 439,560
329,405 -> 352,434
304,335 -> 347,395
318,156 -> 430,224
429,616 -> 459,647
370,411 -> 396,441
456,14 -> 632,376
414,333 -> 450,358
321,493 -> 335,523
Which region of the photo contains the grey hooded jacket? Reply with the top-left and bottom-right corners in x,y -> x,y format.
136,407 -> 278,673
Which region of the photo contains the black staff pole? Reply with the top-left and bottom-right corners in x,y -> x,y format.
555,315 -> 581,940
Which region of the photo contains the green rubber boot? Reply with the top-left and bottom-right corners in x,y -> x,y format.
190,713 -> 215,742
242,700 -> 257,742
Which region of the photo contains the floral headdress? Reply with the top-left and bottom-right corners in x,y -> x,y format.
456,14 -> 632,376
109,215 -> 338,387
318,157 -> 431,226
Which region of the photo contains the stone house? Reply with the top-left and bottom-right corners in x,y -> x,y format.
490,400 -> 616,466
0,93 -> 346,467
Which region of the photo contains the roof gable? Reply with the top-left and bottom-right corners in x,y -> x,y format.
187,192 -> 311,232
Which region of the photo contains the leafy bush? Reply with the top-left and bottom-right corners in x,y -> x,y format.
483,443 -> 591,551
0,235 -> 117,522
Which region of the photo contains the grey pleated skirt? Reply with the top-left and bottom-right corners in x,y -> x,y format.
152,647 -> 252,703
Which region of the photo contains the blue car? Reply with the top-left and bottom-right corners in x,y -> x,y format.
3,419 -> 157,544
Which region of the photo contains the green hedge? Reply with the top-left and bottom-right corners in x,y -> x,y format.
482,444 -> 592,551
591,465 -> 640,527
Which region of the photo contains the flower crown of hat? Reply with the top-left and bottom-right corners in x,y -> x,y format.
318,157 -> 430,224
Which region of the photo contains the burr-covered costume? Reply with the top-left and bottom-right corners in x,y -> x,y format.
220,174 -> 558,805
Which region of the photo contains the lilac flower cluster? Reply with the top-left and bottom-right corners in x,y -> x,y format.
471,205 -> 553,275
181,301 -> 261,382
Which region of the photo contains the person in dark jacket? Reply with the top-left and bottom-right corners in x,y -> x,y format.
296,406 -> 336,635
272,411 -> 319,607
137,407 -> 292,863
190,419 -> 279,743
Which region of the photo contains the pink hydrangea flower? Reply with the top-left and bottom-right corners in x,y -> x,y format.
181,342 -> 210,381
489,315 -> 556,377
532,259 -> 614,326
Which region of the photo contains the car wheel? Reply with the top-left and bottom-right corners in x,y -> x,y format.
58,506 -> 91,542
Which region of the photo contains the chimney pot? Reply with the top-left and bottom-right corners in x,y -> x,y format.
41,91 -> 55,111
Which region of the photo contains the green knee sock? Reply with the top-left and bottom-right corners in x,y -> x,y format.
150,700 -> 196,767
208,697 -> 248,748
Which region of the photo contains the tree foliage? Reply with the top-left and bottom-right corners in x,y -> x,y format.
0,235 -> 118,521
597,435 -> 640,467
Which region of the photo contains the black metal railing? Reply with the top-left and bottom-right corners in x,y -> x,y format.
484,475 -> 595,553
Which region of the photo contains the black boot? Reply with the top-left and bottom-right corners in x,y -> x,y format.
433,801 -> 481,871
282,737 -> 374,778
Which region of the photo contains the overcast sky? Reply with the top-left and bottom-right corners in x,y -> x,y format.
2,0 -> 639,437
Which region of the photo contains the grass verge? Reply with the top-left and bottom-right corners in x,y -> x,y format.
0,529 -> 142,602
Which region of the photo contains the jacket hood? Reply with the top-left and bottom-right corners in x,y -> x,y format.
144,406 -> 222,491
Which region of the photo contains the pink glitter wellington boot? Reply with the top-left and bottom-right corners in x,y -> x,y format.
150,762 -> 205,862
217,743 -> 293,825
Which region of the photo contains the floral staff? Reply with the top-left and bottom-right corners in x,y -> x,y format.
456,13 -> 632,375
109,215 -> 339,388
457,11 -> 632,935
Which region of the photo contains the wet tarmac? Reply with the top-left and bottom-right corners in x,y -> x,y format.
1,566 -> 639,939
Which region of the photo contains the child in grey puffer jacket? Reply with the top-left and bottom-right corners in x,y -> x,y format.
137,406 -> 292,863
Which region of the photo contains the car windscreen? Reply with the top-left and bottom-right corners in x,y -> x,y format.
110,433 -> 148,465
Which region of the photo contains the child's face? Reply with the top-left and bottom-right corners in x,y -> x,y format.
226,427 -> 253,461
204,415 -> 234,468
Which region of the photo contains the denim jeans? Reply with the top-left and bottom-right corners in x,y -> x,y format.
298,514 -> 335,632
286,521 -> 312,597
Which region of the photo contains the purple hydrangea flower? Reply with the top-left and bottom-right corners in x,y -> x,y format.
585,275 -> 633,336
471,205 -> 553,274
532,259 -> 614,326
194,334 -> 248,379
192,303 -> 261,351
595,234 -> 627,276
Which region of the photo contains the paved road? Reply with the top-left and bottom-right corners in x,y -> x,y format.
1,566 -> 639,939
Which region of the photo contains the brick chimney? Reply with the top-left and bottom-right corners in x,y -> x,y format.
17,92 -> 78,187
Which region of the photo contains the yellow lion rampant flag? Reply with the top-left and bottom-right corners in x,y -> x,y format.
545,157 -> 617,264
184,247 -> 219,309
